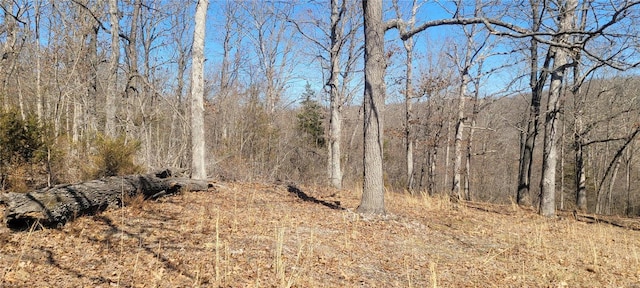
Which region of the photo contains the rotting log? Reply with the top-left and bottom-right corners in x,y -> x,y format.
0,169 -> 211,230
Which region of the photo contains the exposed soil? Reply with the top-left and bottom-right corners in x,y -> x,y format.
1,182 -> 639,287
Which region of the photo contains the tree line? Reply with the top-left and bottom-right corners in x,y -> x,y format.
0,0 -> 639,217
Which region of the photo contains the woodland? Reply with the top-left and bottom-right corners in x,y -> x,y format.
0,0 -> 639,221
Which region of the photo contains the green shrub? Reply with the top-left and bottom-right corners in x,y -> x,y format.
296,83 -> 325,148
0,110 -> 50,191
84,134 -> 143,179
0,110 -> 46,164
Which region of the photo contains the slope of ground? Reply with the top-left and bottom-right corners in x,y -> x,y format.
1,182 -> 639,287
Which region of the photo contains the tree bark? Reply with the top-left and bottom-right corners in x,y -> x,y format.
539,0 -> 577,217
1,170 -> 211,230
357,0 -> 385,215
35,0 -> 43,121
190,0 -> 209,180
328,0 -> 344,190
517,0 -> 545,207
1,0 -> 18,111
124,0 -> 141,136
105,0 -> 120,137
571,0 -> 589,213
625,149 -> 633,216
85,2 -> 100,133
452,73 -> 468,200
539,45 -> 567,217
404,49 -> 415,192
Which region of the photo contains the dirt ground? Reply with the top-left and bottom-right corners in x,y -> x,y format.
1,182 -> 639,287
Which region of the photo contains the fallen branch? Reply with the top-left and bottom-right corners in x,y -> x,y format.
1,169 -> 211,230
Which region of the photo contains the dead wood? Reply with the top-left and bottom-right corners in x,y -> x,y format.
1,169 -> 211,230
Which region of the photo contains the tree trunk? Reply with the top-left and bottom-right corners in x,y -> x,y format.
574,101 -> 588,212
625,149 -> 633,216
452,73 -> 468,200
428,146 -> 437,195
357,0 -> 385,215
403,38 -> 415,193
106,0 -> 120,137
605,158 -> 621,214
1,170 -> 211,230
35,0 -> 43,121
443,107 -> 451,193
190,0 -> 209,180
571,0 -> 589,213
1,0 -> 17,111
465,82 -> 481,201
517,0 -> 547,207
560,111 -> 565,210
539,0 -> 576,217
124,0 -> 141,136
328,0 -> 344,190
85,5 -> 100,133
393,0 -> 418,192
539,46 -> 567,217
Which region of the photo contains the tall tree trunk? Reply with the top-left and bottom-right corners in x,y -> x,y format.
539,46 -> 566,217
428,146 -> 437,195
625,149 -> 633,216
517,0 -> 546,206
190,0 -> 209,180
106,0 -> 120,137
1,1 -> 18,111
35,0 -> 43,121
124,0 -> 141,136
539,0 -> 576,217
572,0 -> 589,213
443,116 -> 450,193
574,117 -> 587,211
86,7 -> 100,134
328,0 -> 344,189
560,112 -> 565,210
357,0 -> 385,215
452,73 -> 469,200
393,0 -> 418,192
404,51 -> 415,192
465,82 -> 481,201
605,158 -> 621,214
464,117 -> 474,201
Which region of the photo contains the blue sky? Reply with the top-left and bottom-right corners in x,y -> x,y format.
199,0 -> 639,107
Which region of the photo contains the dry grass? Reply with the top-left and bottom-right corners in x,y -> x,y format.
1,182 -> 639,287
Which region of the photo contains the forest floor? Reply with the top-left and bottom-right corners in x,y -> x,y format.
1,181 -> 640,287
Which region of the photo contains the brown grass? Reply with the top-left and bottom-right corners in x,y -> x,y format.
1,182 -> 639,287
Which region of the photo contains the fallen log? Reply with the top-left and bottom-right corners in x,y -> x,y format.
0,169 -> 211,230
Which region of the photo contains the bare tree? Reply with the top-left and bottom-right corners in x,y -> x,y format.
190,0 -> 208,180
165,0 -> 193,168
238,1 -> 297,115
448,4 -> 490,201
288,0 -> 362,189
391,0 -> 420,192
